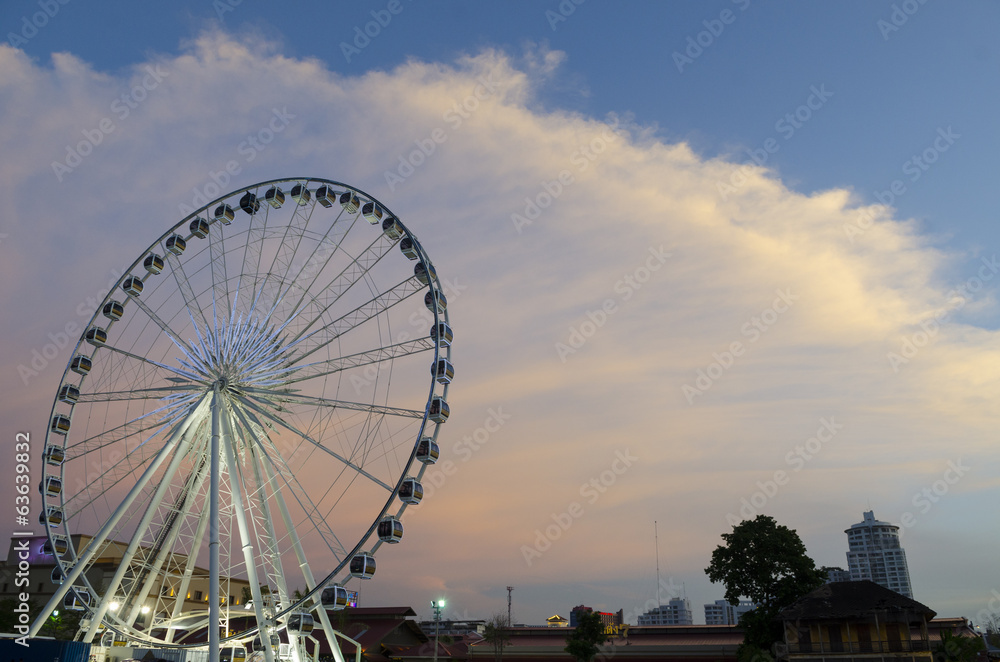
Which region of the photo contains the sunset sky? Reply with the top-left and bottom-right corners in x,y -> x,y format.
2,1 -> 999,627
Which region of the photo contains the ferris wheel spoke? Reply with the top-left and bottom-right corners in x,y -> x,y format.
270,336 -> 435,385
208,219 -> 232,329
64,396 -> 194,461
101,343 -> 208,383
271,214 -> 357,328
282,230 -> 399,341
285,277 -> 425,363
231,395 -> 395,492
126,295 -> 204,361
242,388 -> 425,421
166,251 -> 211,335
76,384 -> 205,403
233,201 -> 270,318
231,406 -> 350,563
252,192 -> 317,320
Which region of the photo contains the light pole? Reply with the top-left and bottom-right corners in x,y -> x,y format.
432,599 -> 446,662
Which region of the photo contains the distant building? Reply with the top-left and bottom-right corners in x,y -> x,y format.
823,566 -> 852,584
546,614 -> 569,627
569,605 -> 623,630
416,618 -> 486,637
845,511 -> 913,598
638,598 -> 693,626
704,599 -> 755,625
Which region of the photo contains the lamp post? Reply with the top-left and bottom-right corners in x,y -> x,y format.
432,599 -> 446,662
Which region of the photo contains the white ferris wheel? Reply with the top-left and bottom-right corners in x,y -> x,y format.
30,178 -> 454,662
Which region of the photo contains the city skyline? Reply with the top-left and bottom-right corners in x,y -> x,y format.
1,2 -> 998,631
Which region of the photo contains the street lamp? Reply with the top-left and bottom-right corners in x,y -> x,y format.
432,599 -> 446,662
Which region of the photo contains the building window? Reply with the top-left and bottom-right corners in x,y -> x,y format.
194,590 -> 203,601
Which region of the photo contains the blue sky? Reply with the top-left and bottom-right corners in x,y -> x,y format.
2,0 -> 999,629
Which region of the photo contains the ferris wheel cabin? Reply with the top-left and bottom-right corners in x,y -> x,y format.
264,185 -> 285,208
321,585 -> 350,610
316,185 -> 338,208
291,183 -> 311,205
350,552 -> 376,579
213,204 -> 235,224
428,396 -> 450,424
400,237 -> 419,260
378,515 -> 403,543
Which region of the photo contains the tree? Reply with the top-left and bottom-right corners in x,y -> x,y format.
705,515 -> 827,654
564,610 -> 608,662
934,630 -> 985,662
483,611 -> 512,662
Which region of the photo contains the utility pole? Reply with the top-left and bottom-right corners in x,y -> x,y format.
506,586 -> 513,626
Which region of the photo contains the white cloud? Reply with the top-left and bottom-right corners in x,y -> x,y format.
2,31 -> 996,624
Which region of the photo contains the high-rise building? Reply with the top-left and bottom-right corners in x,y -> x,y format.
704,599 -> 755,625
844,510 -> 913,598
637,597 -> 693,625
823,566 -> 852,584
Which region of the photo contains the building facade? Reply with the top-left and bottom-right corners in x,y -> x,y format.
844,511 -> 913,598
638,598 -> 693,626
704,599 -> 755,625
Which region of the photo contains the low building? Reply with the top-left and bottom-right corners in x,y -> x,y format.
779,581 -> 936,662
469,623 -> 742,662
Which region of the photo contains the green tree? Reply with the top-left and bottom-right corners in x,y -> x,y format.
705,515 -> 827,655
564,611 -> 608,662
934,630 -> 985,662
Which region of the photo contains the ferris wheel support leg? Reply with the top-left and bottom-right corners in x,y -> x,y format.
123,439 -> 212,631
210,389 -> 222,662
28,394 -> 209,638
165,500 -> 212,643
260,453 -> 347,662
234,419 -> 299,660
84,402 -> 207,643
219,394 -> 277,662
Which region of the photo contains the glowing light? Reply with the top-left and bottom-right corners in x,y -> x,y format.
109,601 -> 120,611
141,605 -> 151,614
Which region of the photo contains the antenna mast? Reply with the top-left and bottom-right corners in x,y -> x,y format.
506,586 -> 513,625
655,521 -> 662,607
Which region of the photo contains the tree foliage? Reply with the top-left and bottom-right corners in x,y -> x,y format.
705,515 -> 827,652
934,630 -> 985,662
564,610 -> 608,662
483,611 -> 512,662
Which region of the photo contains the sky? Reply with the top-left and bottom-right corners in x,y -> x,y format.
2,0 -> 999,630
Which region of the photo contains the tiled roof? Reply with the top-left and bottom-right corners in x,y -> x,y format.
779,581 -> 936,621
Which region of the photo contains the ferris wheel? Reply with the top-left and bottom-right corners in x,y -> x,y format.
30,178 -> 453,661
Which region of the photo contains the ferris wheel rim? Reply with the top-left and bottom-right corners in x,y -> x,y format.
36,176 -> 453,647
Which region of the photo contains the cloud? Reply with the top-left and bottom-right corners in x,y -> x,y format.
2,31 -> 996,624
